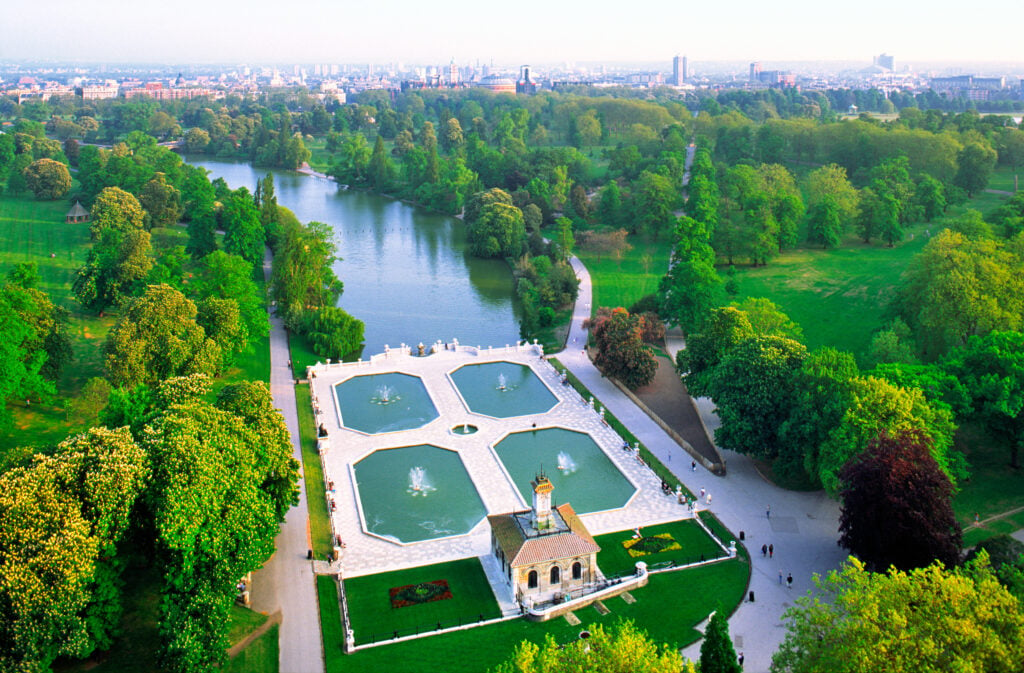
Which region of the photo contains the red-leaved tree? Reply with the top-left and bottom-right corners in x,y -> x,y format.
838,430 -> 962,572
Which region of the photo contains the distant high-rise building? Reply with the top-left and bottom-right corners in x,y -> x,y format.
749,62 -> 761,82
517,65 -> 537,94
874,53 -> 895,71
671,55 -> 687,86
448,60 -> 459,85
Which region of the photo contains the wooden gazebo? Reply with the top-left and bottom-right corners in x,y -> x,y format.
66,201 -> 90,224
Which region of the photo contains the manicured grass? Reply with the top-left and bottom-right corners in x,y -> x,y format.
549,357 -> 693,500
296,384 -> 334,558
344,558 -> 501,644
575,233 -> 672,314
225,624 -> 279,673
327,559 -> 749,673
594,519 -> 728,576
317,575 -> 347,671
289,329 -> 323,376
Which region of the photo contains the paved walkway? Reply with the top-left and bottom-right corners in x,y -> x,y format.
249,248 -> 324,673
563,257 -> 846,673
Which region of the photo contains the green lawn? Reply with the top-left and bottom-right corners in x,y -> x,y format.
594,519 -> 728,576
327,559 -> 749,673
296,384 -> 334,558
952,422 -> 1024,546
225,624 -> 279,673
729,189 -> 1010,361
575,233 -> 672,314
988,166 -> 1020,193
0,192 -> 114,454
344,558 -> 501,644
317,576 -> 347,671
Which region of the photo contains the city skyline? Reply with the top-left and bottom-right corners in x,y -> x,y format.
3,0 -> 1023,66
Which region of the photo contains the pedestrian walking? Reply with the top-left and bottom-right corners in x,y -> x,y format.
778,570 -> 783,584
766,505 -> 771,519
706,492 -> 712,505
700,487 -> 706,501
691,460 -> 697,472
769,544 -> 774,558
787,573 -> 793,589
761,544 -> 767,557
738,652 -> 745,669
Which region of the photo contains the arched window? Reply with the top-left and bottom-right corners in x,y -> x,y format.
527,570 -> 538,589
572,561 -> 582,580
550,565 -> 561,585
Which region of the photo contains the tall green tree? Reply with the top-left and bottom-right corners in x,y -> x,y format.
89,186 -> 146,239
944,331 -> 1024,468
270,219 -> 344,326
658,216 -> 721,335
22,157 -> 71,200
139,172 -> 183,229
708,335 -> 807,459
955,140 -> 998,197
104,284 -> 221,387
73,228 -> 154,313
699,610 -> 742,673
221,191 -> 265,267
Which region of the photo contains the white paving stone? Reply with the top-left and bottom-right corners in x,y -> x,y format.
309,344 -> 693,579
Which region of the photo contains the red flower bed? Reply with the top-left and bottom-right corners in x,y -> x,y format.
389,579 -> 453,609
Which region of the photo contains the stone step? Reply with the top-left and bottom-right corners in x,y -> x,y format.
594,600 -> 610,615
620,591 -> 636,604
564,611 -> 581,626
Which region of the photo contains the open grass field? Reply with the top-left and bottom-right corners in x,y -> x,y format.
0,192 -> 271,454
575,232 -> 672,314
344,558 -> 501,645
328,557 -> 749,673
594,519 -> 729,576
987,166 -> 1021,193
730,189 -> 1010,361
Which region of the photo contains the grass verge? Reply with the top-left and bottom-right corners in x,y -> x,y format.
549,357 -> 693,499
317,575 -> 346,672
296,384 -> 334,558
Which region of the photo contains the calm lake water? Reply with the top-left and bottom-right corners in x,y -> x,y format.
184,157 -> 521,355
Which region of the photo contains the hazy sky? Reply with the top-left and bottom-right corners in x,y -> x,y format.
2,0 -> 1022,66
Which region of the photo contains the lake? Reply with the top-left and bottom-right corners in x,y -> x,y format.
185,157 -> 521,355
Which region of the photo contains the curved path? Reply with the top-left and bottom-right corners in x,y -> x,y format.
561,257 -> 846,673
250,247 -> 325,673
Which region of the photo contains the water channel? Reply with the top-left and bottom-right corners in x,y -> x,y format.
184,157 -> 522,354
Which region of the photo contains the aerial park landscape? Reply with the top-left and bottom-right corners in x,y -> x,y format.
3,3 -> 1024,671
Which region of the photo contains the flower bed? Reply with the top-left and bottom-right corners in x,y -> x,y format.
622,533 -> 681,558
389,580 -> 453,609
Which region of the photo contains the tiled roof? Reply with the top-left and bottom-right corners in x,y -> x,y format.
488,504 -> 600,568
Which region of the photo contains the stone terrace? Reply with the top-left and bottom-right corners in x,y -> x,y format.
309,343 -> 693,579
